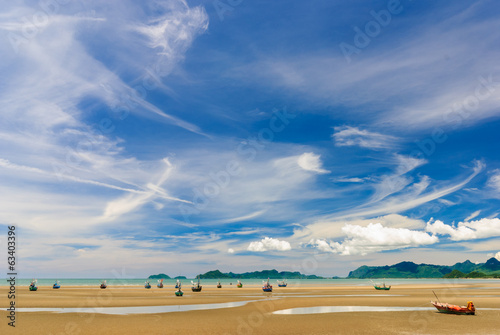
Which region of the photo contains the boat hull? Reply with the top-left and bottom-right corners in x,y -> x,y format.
431,302 -> 475,315
175,291 -> 183,296
191,287 -> 202,292
278,284 -> 287,287
29,287 -> 38,291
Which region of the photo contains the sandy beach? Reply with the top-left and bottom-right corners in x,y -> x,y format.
1,282 -> 499,335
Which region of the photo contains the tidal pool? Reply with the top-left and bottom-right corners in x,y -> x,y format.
273,306 -> 435,315
17,300 -> 258,315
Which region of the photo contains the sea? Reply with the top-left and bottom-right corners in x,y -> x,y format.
4,278 -> 499,287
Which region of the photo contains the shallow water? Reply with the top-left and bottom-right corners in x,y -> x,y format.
17,300 -> 260,315
272,306 -> 500,315
273,306 -> 437,314
6,278 -> 500,287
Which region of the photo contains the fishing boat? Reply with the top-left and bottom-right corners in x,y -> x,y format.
217,280 -> 222,288
100,280 -> 107,289
191,276 -> 202,292
372,280 -> 391,290
237,280 -> 243,288
157,279 -> 164,288
431,301 -> 475,315
144,280 -> 151,289
277,279 -> 287,287
431,291 -> 475,315
53,280 -> 61,289
262,278 -> 273,292
175,279 -> 180,289
29,279 -> 38,291
175,281 -> 183,296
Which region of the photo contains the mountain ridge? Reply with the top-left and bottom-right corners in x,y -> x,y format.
348,257 -> 500,278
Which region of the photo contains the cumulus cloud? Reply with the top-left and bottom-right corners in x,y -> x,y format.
332,126 -> 399,150
426,218 -> 500,241
297,152 -> 329,174
293,214 -> 426,241
310,223 -> 438,256
247,237 -> 292,252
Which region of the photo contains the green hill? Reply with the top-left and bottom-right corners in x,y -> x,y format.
443,269 -> 466,278
148,273 -> 171,279
348,258 -> 500,279
198,269 -> 323,279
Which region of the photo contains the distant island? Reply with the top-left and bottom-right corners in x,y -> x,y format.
148,273 -> 170,279
148,269 -> 323,280
197,269 -> 324,279
348,257 -> 500,279
148,258 -> 500,280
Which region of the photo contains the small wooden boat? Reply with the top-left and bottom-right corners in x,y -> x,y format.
191,276 -> 202,292
217,280 -> 222,288
431,301 -> 475,315
175,281 -> 183,296
277,279 -> 287,287
157,279 -> 164,288
237,280 -> 243,288
262,278 -> 272,292
29,279 -> 38,291
100,280 -> 107,289
145,280 -> 151,289
374,284 -> 391,290
372,280 -> 391,290
175,279 -> 180,289
53,281 -> 61,289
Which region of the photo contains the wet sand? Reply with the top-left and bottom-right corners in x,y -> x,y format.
1,282 -> 499,334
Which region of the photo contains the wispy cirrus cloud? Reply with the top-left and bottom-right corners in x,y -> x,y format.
230,2 -> 500,131
332,126 -> 399,150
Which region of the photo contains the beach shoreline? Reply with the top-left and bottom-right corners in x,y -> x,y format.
2,282 -> 499,334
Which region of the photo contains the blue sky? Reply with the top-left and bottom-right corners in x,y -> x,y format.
1,0 -> 500,278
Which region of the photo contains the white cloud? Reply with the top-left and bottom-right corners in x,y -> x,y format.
311,223 -> 438,256
465,210 -> 481,222
233,6 -> 500,131
332,126 -> 398,150
247,237 -> 292,252
292,214 -> 426,241
487,169 -> 500,193
366,155 -> 427,205
334,177 -> 365,183
331,160 -> 484,220
426,217 -> 500,241
495,252 -> 500,261
227,248 -> 235,254
438,199 -> 455,206
297,152 -> 329,174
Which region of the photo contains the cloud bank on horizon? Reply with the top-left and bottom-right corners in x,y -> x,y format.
0,0 -> 499,277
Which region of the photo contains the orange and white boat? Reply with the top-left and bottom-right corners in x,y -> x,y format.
431,301 -> 475,315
